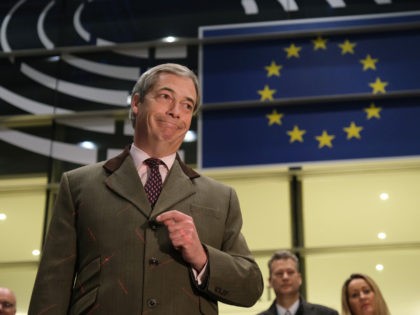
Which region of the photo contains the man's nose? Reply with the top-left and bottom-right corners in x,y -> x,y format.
167,102 -> 181,118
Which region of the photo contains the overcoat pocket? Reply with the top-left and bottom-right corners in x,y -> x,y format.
70,256 -> 101,314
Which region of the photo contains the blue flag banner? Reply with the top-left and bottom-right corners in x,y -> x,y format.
200,11 -> 420,104
199,12 -> 420,168
200,100 -> 420,167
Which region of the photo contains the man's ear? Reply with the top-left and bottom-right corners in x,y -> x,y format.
131,93 -> 141,114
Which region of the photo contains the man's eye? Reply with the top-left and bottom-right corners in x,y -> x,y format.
184,103 -> 194,111
158,93 -> 171,100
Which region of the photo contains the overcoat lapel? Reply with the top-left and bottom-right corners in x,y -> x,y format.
151,160 -> 196,216
103,148 -> 152,218
103,147 -> 200,219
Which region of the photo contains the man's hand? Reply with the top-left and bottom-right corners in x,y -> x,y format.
156,210 -> 208,271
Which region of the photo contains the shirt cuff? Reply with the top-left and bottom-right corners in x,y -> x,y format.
192,261 -> 208,285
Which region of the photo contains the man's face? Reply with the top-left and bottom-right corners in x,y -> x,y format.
269,258 -> 302,297
0,288 -> 16,315
131,72 -> 196,155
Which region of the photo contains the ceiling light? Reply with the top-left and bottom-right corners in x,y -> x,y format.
79,141 -> 97,149
0,213 -> 7,221
32,249 -> 41,256
46,55 -> 60,62
379,192 -> 389,200
162,36 -> 177,43
377,232 -> 387,240
184,130 -> 197,143
375,264 -> 384,271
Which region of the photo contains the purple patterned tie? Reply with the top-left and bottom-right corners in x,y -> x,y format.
144,158 -> 163,205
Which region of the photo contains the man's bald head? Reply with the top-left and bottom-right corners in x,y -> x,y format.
0,288 -> 16,315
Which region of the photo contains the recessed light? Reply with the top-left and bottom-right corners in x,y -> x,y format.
162,36 -> 177,43
79,141 -> 97,149
0,213 -> 7,221
32,249 -> 41,256
183,130 -> 197,143
377,232 -> 387,240
379,192 -> 389,200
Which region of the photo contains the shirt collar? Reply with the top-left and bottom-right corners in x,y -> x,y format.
130,143 -> 176,170
276,299 -> 300,315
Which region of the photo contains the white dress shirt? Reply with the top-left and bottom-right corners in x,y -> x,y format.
276,299 -> 299,315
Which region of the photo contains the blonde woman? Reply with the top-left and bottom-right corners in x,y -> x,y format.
341,273 -> 391,315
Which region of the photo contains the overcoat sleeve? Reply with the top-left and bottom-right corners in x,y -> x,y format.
193,184 -> 264,307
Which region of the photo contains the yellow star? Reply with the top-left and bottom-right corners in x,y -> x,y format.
287,125 -> 306,143
312,36 -> 327,50
364,102 -> 382,119
265,61 -> 283,77
369,77 -> 388,94
284,43 -> 302,58
343,121 -> 363,140
315,130 -> 335,148
338,39 -> 356,55
266,109 -> 284,126
258,85 -> 276,101
360,54 -> 378,71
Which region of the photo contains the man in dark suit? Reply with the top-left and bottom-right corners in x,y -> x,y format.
29,63 -> 263,314
258,250 -> 338,315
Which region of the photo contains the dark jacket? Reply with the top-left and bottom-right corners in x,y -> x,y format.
257,298 -> 339,315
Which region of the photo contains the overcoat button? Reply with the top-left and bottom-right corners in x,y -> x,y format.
149,257 -> 159,265
147,298 -> 158,308
149,220 -> 159,230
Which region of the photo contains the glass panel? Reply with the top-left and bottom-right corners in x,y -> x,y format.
302,165 -> 420,247
209,172 -> 291,251
0,176 -> 46,262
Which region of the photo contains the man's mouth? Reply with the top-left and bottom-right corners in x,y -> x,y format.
156,117 -> 183,129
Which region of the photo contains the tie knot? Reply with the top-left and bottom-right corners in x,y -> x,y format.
144,158 -> 162,168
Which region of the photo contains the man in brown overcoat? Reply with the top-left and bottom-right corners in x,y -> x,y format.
29,63 -> 263,314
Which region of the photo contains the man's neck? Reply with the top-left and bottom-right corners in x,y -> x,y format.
276,294 -> 299,309
134,140 -> 177,158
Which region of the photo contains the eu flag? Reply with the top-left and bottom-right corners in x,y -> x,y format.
199,11 -> 420,168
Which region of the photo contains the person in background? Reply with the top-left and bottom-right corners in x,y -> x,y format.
341,273 -> 391,315
258,250 -> 338,315
28,63 -> 263,314
0,287 -> 16,315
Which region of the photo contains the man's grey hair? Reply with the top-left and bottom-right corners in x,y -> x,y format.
267,250 -> 300,275
128,63 -> 201,128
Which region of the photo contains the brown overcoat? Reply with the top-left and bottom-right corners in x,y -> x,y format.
29,147 -> 263,314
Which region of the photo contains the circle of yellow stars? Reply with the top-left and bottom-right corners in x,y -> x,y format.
260,35 -> 386,149
266,103 -> 382,148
